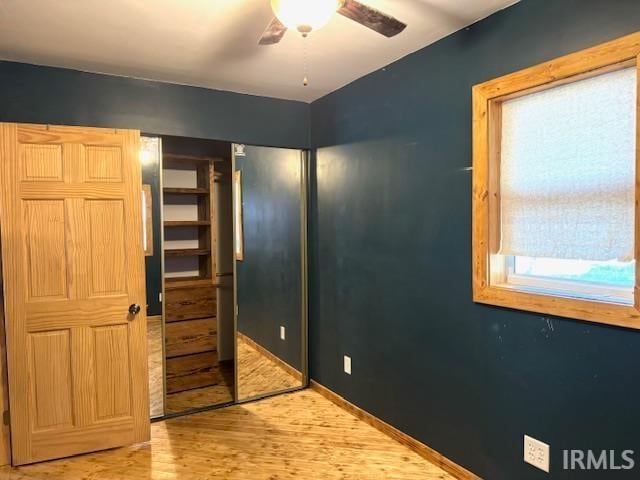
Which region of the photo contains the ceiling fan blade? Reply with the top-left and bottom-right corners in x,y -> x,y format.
259,17 -> 287,45
338,0 -> 406,37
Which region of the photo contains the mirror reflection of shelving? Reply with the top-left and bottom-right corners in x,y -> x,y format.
163,154 -> 215,288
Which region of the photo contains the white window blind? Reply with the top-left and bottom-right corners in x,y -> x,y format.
499,67 -> 637,261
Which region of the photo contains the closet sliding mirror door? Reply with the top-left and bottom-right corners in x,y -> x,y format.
233,145 -> 308,402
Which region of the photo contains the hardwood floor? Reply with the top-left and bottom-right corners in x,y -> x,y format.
147,315 -> 164,418
165,361 -> 234,414
158,328 -> 301,415
1,390 -> 455,479
237,335 -> 301,400
165,384 -> 234,413
164,336 -> 301,412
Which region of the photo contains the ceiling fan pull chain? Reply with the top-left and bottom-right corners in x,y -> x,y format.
303,35 -> 309,87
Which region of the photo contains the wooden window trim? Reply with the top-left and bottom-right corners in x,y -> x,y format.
472,32 -> 640,329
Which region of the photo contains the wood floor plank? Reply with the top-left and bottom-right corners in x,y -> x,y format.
163,333 -> 301,414
236,336 -> 301,399
4,390 -> 457,479
147,315 -> 164,418
164,362 -> 234,414
165,351 -> 221,393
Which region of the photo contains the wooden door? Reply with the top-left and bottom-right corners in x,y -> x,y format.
0,123 -> 150,465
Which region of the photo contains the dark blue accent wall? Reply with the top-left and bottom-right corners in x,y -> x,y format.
0,61 -> 310,148
236,146 -> 303,371
0,60 -> 310,317
309,1 -> 640,478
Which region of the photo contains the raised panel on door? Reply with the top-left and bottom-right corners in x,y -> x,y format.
86,145 -> 123,182
0,123 -> 149,465
93,325 -> 132,420
23,200 -> 68,301
21,144 -> 63,182
28,330 -> 73,432
87,199 -> 127,296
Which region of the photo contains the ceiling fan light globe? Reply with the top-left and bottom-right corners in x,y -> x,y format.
271,0 -> 339,32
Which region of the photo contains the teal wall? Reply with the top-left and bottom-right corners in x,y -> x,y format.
0,62 -> 310,148
309,1 -> 640,478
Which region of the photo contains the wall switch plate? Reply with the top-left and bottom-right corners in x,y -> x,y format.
280,326 -> 286,340
343,355 -> 352,375
524,435 -> 550,473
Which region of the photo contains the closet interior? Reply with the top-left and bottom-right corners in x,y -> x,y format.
144,136 -> 307,420
161,135 -> 234,415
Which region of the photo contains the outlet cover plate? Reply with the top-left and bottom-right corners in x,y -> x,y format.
524,435 -> 550,473
343,355 -> 352,375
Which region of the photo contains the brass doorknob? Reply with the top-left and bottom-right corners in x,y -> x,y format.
128,304 -> 141,316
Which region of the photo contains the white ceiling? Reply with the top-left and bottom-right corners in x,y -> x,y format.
0,0 -> 517,103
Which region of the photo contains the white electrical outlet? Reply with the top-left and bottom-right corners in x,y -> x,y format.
280,326 -> 286,340
524,435 -> 550,473
343,355 -> 352,375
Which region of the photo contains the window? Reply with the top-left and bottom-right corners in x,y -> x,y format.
472,32 -> 640,329
507,257 -> 634,304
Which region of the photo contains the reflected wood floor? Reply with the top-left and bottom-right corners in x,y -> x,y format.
165,361 -> 234,414
156,332 -> 301,416
1,390 -> 455,479
164,338 -> 301,414
147,316 -> 164,418
237,336 -> 301,400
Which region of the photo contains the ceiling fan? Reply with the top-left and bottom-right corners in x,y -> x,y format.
259,0 -> 407,45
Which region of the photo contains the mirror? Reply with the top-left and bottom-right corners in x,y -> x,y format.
141,136 -> 165,419
233,145 -> 307,401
